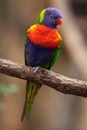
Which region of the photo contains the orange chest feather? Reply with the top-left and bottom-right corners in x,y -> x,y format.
27,24 -> 62,48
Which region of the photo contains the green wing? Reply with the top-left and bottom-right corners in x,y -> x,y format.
43,42 -> 62,70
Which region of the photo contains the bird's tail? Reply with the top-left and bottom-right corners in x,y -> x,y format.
21,80 -> 41,121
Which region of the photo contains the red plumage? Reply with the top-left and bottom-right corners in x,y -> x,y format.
27,24 -> 62,48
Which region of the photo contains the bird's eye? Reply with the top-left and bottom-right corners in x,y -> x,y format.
49,14 -> 54,19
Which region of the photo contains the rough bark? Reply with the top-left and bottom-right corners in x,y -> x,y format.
0,58 -> 87,97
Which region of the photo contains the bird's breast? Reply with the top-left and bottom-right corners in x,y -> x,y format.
25,39 -> 56,67
27,24 -> 62,48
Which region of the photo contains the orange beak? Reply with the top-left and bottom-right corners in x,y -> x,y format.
56,19 -> 62,26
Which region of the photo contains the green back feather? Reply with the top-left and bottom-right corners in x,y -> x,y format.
36,9 -> 46,24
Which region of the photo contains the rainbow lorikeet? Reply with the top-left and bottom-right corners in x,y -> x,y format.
21,7 -> 62,121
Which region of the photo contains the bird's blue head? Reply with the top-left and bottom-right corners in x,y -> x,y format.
36,7 -> 62,28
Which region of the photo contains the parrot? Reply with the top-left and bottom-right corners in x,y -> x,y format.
21,7 -> 62,121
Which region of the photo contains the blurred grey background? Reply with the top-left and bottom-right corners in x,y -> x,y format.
0,0 -> 87,130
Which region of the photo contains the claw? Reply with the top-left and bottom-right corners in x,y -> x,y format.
33,66 -> 41,73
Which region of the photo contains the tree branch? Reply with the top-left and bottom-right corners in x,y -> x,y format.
0,58 -> 87,97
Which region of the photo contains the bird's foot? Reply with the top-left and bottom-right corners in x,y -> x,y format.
33,66 -> 41,73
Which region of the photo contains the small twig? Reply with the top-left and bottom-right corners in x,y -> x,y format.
0,58 -> 87,97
